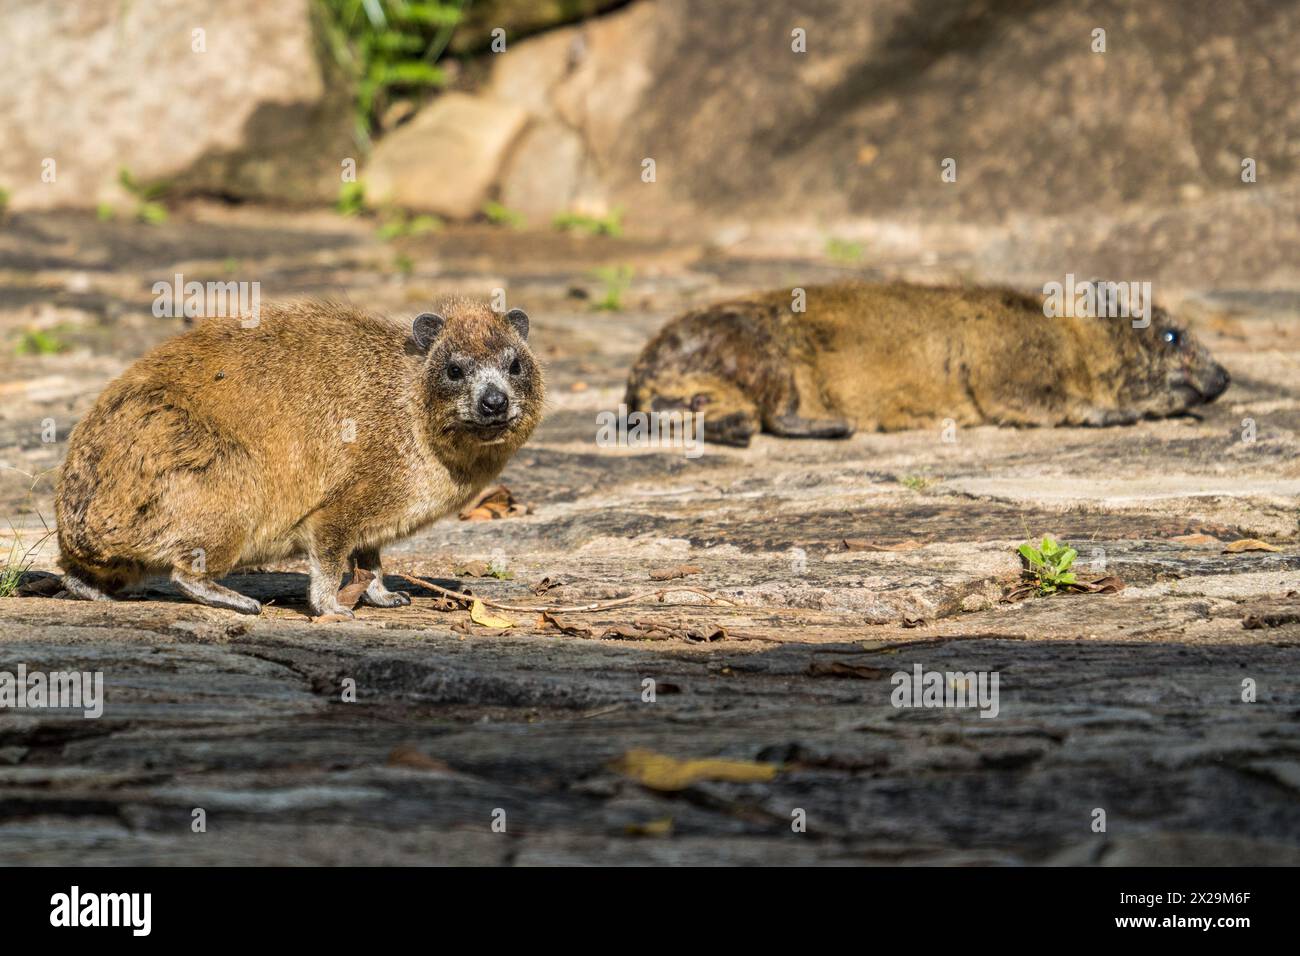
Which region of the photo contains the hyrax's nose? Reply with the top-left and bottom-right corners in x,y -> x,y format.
478,386 -> 509,420
1202,364 -> 1230,402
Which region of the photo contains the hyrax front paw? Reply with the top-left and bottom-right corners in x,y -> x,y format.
310,598 -> 355,620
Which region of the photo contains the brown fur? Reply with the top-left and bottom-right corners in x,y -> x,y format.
56,299 -> 545,616
625,281 -> 1229,445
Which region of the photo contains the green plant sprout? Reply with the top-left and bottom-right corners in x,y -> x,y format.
322,0 -> 465,143
1017,535 -> 1078,595
592,265 -> 633,311
0,470 -> 55,598
553,207 -> 624,237
483,200 -> 525,229
336,180 -> 367,216
16,328 -> 68,356
377,210 -> 442,240
117,167 -> 170,224
825,237 -> 864,263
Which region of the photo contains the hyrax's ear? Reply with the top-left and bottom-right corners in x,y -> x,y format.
505,308 -> 529,341
412,312 -> 445,350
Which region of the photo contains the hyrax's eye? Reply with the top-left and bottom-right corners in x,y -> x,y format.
446,362 -> 464,381
1161,329 -> 1182,347
509,357 -> 522,376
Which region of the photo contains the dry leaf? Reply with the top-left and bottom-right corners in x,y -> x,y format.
537,611 -> 594,638
570,381 -> 588,392
310,613 -> 354,624
599,622 -> 724,643
533,576 -> 565,594
611,749 -> 779,791
386,746 -> 453,772
1069,575 -> 1125,594
458,484 -> 529,521
1171,533 -> 1221,547
1223,539 -> 1281,553
842,538 -> 925,552
335,567 -> 375,609
1002,574 -> 1125,602
470,599 -> 514,629
807,660 -> 890,679
648,564 -> 702,581
624,818 -> 674,837
601,623 -> 664,641
455,560 -> 493,577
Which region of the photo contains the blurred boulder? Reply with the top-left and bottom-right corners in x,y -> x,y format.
0,0 -> 355,210
392,0 -> 1299,285
489,2 -> 658,221
364,92 -> 528,218
447,0 -> 626,54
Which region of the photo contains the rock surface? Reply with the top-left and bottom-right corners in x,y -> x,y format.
0,206 -> 1296,864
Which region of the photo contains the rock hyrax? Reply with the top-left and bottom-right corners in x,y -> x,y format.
56,299 -> 544,616
625,281 -> 1229,445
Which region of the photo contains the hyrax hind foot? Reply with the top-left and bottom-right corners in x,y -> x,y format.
351,547 -> 410,608
171,570 -> 262,615
358,579 -> 411,608
61,570 -> 116,602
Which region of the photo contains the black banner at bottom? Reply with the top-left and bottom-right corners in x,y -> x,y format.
0,866 -> 1285,941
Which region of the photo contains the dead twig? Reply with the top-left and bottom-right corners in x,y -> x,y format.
394,572 -> 737,614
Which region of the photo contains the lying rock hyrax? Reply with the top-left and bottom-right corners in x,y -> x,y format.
625,281 -> 1229,445
56,300 -> 544,616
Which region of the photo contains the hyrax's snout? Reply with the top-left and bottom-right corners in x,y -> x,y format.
477,384 -> 510,421
1199,363 -> 1230,402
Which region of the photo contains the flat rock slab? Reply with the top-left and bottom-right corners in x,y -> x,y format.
0,210 -> 1297,864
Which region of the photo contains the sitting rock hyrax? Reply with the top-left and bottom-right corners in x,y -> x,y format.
625,281 -> 1229,445
56,300 -> 544,616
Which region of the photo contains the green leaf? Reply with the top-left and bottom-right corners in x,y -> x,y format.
401,3 -> 463,26
1059,572 -> 1077,585
1018,544 -> 1043,566
1057,548 -> 1077,571
407,214 -> 442,235
137,201 -> 168,225
140,181 -> 171,201
336,180 -> 367,216
378,61 -> 445,87
377,217 -> 408,240
367,33 -> 426,53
